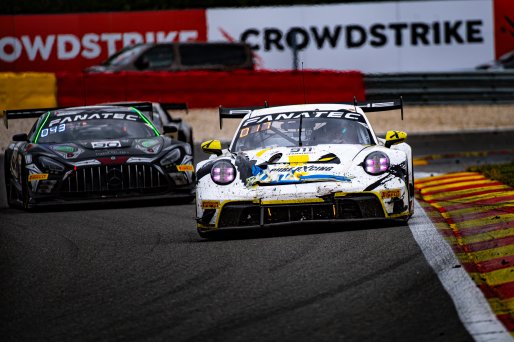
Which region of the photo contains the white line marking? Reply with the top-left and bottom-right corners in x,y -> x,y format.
410,200 -> 512,341
415,171 -> 441,179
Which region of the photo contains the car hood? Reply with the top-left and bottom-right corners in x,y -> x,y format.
42,136 -> 170,162
235,144 -> 368,186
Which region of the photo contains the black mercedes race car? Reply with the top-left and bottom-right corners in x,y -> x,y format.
3,103 -> 195,209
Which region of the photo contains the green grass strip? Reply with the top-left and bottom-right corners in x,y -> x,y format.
468,160 -> 514,188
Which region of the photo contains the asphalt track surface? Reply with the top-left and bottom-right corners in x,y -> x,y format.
1,130 -> 513,341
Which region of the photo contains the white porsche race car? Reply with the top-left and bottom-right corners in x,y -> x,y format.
195,99 -> 414,238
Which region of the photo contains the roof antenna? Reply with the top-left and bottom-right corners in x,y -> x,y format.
301,62 -> 306,104
353,96 -> 358,112
400,96 -> 404,121
264,100 -> 269,108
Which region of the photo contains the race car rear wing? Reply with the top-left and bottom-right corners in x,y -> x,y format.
352,97 -> 404,120
160,102 -> 189,114
218,102 -> 269,129
102,101 -> 189,114
2,107 -> 62,129
2,102 -> 163,129
217,98 -> 403,129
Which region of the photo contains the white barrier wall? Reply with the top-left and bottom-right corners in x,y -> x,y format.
207,0 -> 495,72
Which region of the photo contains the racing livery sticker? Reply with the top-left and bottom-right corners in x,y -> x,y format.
91,141 -> 122,149
28,173 -> 49,181
202,200 -> 220,209
241,111 -> 365,127
177,165 -> 194,172
380,189 -> 401,199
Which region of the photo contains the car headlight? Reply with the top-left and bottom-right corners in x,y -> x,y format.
211,160 -> 236,185
38,156 -> 65,172
160,148 -> 182,166
363,152 -> 389,175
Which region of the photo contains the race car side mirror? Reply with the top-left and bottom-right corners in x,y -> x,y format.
385,130 -> 407,148
12,133 -> 28,142
163,124 -> 178,134
201,140 -> 222,156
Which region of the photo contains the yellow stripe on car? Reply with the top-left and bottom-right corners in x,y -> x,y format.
288,154 -> 309,165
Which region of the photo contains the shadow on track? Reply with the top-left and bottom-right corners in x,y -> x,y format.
197,219 -> 408,242
4,196 -> 194,213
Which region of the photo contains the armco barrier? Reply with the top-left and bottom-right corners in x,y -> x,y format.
0,72 -> 57,110
56,70 -> 365,108
365,71 -> 514,104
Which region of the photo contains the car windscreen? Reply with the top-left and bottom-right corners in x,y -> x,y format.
103,45 -> 147,66
232,112 -> 373,152
179,44 -> 248,66
34,110 -> 159,144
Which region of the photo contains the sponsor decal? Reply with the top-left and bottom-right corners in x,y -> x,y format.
208,1 -> 494,72
381,189 -> 401,199
246,163 -> 344,186
91,141 -> 122,149
202,200 -> 220,209
95,150 -> 129,156
177,164 -> 194,172
48,113 -> 140,127
28,173 -> 48,181
238,21 -> 484,52
0,10 -> 206,72
271,165 -> 334,172
241,111 -> 363,127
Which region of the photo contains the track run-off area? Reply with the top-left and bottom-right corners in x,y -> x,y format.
1,130 -> 514,341
417,172 -> 514,335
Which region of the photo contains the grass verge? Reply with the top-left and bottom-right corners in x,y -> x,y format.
467,160 -> 514,188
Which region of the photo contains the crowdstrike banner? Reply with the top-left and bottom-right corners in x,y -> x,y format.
1,0 -> 512,73
207,0 -> 496,72
0,10 -> 206,72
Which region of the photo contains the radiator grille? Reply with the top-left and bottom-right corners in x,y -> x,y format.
217,195 -> 385,228
63,164 -> 168,194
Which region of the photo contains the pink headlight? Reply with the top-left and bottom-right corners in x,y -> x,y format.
364,152 -> 390,174
211,161 -> 236,184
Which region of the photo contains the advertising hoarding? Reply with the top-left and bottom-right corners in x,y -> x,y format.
1,1 -> 512,73
0,10 -> 206,72
207,0 -> 495,72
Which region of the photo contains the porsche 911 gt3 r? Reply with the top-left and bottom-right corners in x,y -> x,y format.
3,103 -> 195,209
195,99 -> 413,238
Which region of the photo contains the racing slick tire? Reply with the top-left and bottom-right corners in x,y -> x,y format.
21,177 -> 31,210
20,164 -> 33,211
5,176 -> 17,208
